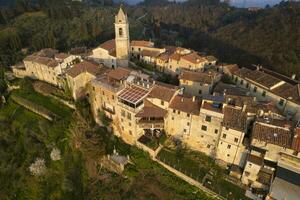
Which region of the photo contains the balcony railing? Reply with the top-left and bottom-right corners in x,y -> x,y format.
138,119 -> 164,129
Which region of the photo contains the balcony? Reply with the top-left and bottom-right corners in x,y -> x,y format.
138,118 -> 164,129
102,105 -> 115,114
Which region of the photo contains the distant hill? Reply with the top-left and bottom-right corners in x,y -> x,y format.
0,0 -> 13,6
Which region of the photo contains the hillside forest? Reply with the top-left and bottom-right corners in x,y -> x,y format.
0,0 -> 299,79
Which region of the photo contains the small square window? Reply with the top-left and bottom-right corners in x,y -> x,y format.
129,130 -> 132,135
121,110 -> 125,117
187,122 -> 190,126
173,109 -> 176,113
187,113 -> 190,117
227,154 -> 230,157
183,129 -> 187,133
253,87 -> 257,93
214,129 -> 218,134
234,138 -> 239,143
227,144 -> 231,149
262,91 -> 266,97
201,125 -> 207,131
177,111 -> 180,115
172,117 -> 174,120
205,115 -> 212,122
199,90 -> 202,94
127,113 -> 132,120
207,144 -> 211,148
161,100 -> 164,106
279,99 -> 284,106
223,134 -> 227,139
240,80 -> 244,85
129,122 -> 132,127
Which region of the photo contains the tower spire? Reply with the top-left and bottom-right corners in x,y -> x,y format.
115,4 -> 130,68
116,5 -> 127,23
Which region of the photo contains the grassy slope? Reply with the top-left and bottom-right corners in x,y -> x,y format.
0,80 -> 216,200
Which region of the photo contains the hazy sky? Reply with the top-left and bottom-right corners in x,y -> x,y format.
124,0 -> 294,7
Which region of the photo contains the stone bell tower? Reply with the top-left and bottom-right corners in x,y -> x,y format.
115,6 -> 130,67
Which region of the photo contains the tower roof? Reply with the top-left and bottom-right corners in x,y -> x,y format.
116,6 -> 127,23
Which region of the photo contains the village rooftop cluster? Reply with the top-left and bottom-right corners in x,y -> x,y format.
11,7 -> 300,200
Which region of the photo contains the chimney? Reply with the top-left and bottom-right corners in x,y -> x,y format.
291,74 -> 296,80
256,65 -> 262,71
192,96 -> 196,102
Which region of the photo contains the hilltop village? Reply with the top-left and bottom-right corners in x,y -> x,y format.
11,7 -> 300,200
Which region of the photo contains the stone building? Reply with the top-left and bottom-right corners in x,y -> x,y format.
251,117 -> 298,162
90,39 -> 117,68
179,70 -> 222,96
89,7 -> 130,68
12,48 -> 79,86
231,66 -> 300,120
66,60 -> 107,100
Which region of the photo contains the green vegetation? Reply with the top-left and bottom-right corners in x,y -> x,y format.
157,147 -> 249,200
0,79 -> 216,199
11,79 -> 72,118
98,110 -> 112,127
0,88 -> 85,199
1,0 -> 300,79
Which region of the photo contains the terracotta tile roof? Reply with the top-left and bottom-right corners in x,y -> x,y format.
131,40 -> 153,47
233,67 -> 252,78
247,154 -> 264,166
206,55 -> 217,62
169,52 -> 181,61
99,39 -> 116,52
37,48 -> 58,58
292,128 -> 300,152
214,82 -> 249,96
157,52 -> 171,62
164,45 -> 177,53
248,70 -> 282,89
55,53 -> 70,60
136,100 -> 167,118
223,64 -> 240,74
148,84 -> 177,102
24,56 -> 59,68
225,94 -> 255,108
201,101 -> 223,114
109,50 -> 116,57
141,49 -> 161,58
107,67 -> 132,81
170,95 -> 201,115
234,67 -> 300,104
223,106 -> 247,131
66,60 -> 104,78
179,70 -> 214,84
246,101 -> 283,116
252,119 -> 295,148
181,52 -> 206,64
271,83 -> 300,104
